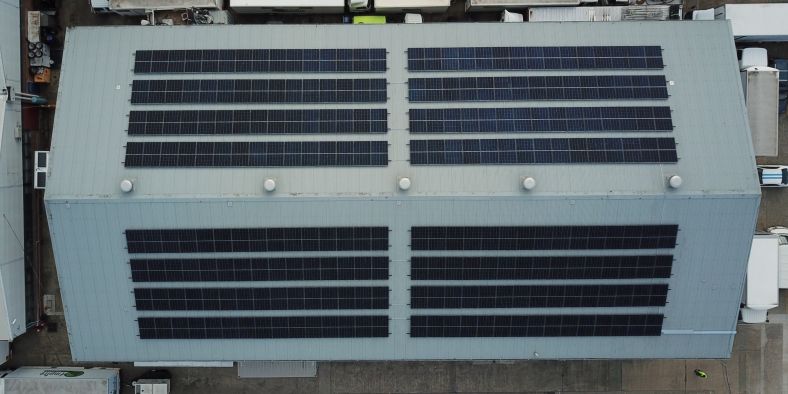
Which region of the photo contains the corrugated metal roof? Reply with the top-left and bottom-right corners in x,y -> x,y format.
46,22 -> 760,201
45,22 -> 760,361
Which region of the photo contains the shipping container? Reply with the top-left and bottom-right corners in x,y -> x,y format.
0,367 -> 120,394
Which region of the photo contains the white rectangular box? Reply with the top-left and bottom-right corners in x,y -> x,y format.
0,367 -> 120,394
467,0 -> 592,12
741,67 -> 779,157
715,4 -> 788,42
528,5 -> 670,21
742,235 -> 780,323
230,0 -> 346,13
375,0 -> 450,13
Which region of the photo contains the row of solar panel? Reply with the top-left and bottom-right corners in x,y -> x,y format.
407,47 -> 663,72
138,316 -> 389,339
410,255 -> 673,280
136,60 -> 386,74
409,107 -> 673,133
134,286 -> 390,311
409,138 -> 678,165
132,284 -> 665,311
126,227 -> 389,254
410,314 -> 664,337
134,49 -> 387,74
408,76 -> 668,102
410,75 -> 667,89
137,314 -> 663,339
127,109 -> 388,135
130,79 -> 387,104
130,257 -> 390,282
123,138 -> 676,168
128,255 -> 672,282
124,141 -> 389,168
409,46 -> 660,58
410,285 -> 668,309
411,225 -> 679,251
126,226 -> 676,254
408,58 -> 662,72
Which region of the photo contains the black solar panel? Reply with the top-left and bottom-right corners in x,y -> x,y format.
408,76 -> 668,102
410,284 -> 668,309
139,316 -> 389,339
410,256 -> 673,280
124,141 -> 388,168
126,227 -> 389,254
130,79 -> 387,104
134,287 -> 389,311
410,314 -> 663,337
409,138 -> 678,165
407,46 -> 663,71
131,257 -> 389,282
128,109 -> 388,135
134,49 -> 387,74
409,107 -> 673,134
411,225 -> 678,251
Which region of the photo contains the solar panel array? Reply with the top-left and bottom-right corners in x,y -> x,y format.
131,257 -> 389,282
411,256 -> 673,280
139,316 -> 389,339
130,227 -> 391,339
410,285 -> 668,309
409,107 -> 673,134
124,141 -> 389,168
134,287 -> 389,311
410,314 -> 664,337
407,46 -> 663,71
409,138 -> 678,165
128,109 -> 388,135
128,48 -> 389,169
408,224 -> 674,338
131,79 -> 388,104
407,76 -> 668,102
134,49 -> 387,74
404,45 -> 674,169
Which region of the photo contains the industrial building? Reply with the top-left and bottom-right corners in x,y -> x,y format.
0,0 -> 28,361
45,21 -> 759,362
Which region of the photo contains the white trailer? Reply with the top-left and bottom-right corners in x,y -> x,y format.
528,5 -> 670,21
91,0 -> 222,15
466,0 -> 597,12
0,367 -> 120,394
741,235 -> 780,323
375,0 -> 450,13
741,66 -> 779,157
230,0 -> 347,13
712,4 -> 788,42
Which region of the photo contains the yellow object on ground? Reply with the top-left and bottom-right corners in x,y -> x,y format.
353,15 -> 386,24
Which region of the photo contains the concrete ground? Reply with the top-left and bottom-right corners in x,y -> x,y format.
7,0 -> 788,393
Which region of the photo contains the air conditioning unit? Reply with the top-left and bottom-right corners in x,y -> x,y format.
34,150 -> 48,190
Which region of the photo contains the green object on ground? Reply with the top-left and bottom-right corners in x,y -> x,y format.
353,15 -> 386,24
694,369 -> 708,378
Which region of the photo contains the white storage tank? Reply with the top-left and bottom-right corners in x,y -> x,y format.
0,367 -> 120,394
741,235 -> 779,323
